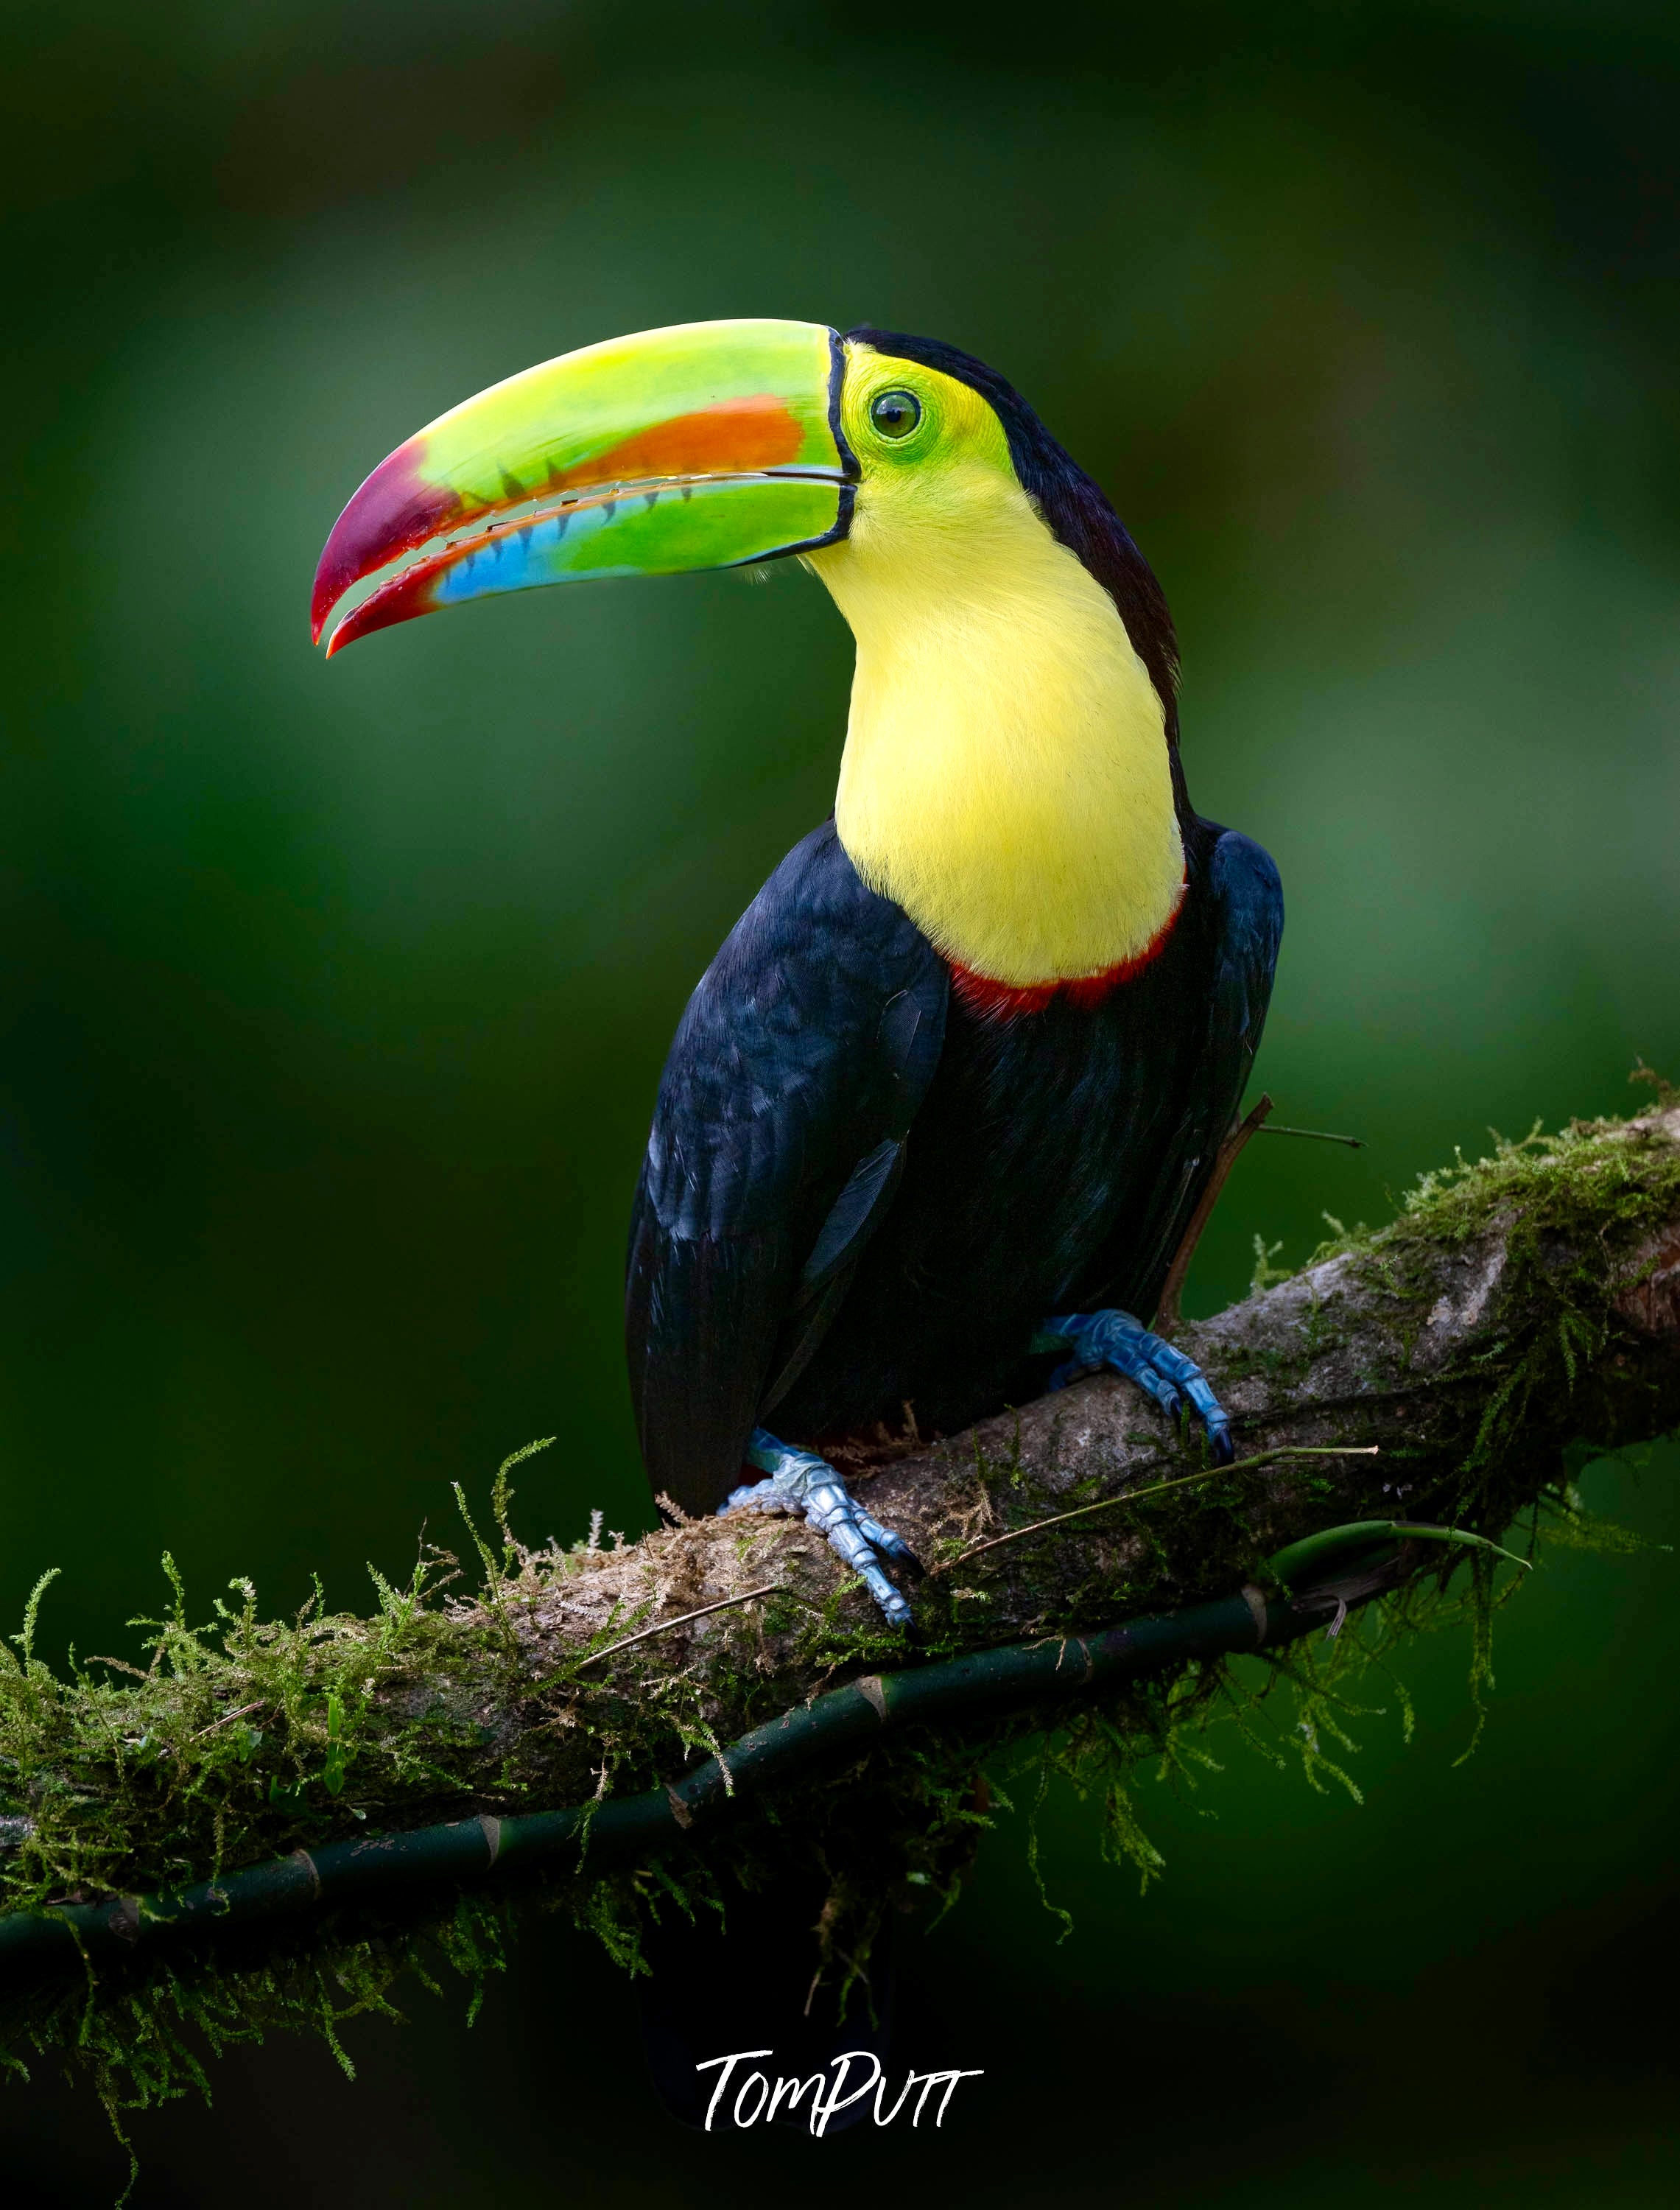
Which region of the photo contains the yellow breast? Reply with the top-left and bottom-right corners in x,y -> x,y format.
808,443 -> 1184,989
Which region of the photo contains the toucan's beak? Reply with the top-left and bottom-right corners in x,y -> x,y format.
311,318 -> 854,656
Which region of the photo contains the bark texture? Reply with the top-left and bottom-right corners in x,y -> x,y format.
485,1102 -> 1680,1747
4,1102 -> 1678,1923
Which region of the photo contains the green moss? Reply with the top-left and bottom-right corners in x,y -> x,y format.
4,1101 -> 1674,2180
1296,1103 -> 1680,1506
0,1520 -> 1591,2183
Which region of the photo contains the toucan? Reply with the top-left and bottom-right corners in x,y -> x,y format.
312,318 -> 1283,1631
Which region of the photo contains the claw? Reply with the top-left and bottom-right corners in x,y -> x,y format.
721,1431 -> 916,1627
1041,1309 -> 1234,1462
850,1504 -> 924,1580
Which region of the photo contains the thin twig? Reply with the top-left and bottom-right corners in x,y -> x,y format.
187,1699 -> 267,1744
937,1446 -> 1382,1573
574,1583 -> 792,1668
1154,1094 -> 1275,1338
1256,1124 -> 1365,1148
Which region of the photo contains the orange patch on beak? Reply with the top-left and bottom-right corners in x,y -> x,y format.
544,395 -> 809,495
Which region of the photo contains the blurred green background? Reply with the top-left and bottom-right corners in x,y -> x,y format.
4,1 -> 1678,2200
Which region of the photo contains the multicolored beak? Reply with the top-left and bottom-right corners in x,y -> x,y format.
311,318 -> 855,656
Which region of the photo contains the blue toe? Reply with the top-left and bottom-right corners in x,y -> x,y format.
1041,1309 -> 1234,1459
734,1430 -> 917,1627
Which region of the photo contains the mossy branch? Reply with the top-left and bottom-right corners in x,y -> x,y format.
3,1098 -> 1678,2049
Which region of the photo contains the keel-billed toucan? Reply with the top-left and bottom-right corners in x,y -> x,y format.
312,319 -> 1283,1627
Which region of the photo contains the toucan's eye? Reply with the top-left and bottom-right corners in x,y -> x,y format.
869,389 -> 922,441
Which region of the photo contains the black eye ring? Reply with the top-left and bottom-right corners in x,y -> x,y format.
869,388 -> 923,441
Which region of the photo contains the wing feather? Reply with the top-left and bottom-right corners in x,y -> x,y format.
625,824 -> 946,1515
1075,824 -> 1284,1315
1137,826 -> 1284,1301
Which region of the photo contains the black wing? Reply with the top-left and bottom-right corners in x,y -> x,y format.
1083,824 -> 1284,1314
625,822 -> 948,1515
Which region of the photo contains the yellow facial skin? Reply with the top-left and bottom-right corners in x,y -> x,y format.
810,345 -> 1184,989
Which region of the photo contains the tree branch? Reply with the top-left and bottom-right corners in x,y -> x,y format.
3,1100 -> 1678,2006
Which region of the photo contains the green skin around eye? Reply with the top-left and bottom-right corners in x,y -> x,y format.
871,390 -> 922,439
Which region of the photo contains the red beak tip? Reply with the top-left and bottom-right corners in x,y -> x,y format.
309,577 -> 335,645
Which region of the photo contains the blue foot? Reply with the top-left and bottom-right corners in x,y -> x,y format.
1035,1310 -> 1236,1465
720,1431 -> 921,1628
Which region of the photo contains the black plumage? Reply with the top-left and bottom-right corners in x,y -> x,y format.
626,818 -> 1280,1517
625,332 -> 1283,1518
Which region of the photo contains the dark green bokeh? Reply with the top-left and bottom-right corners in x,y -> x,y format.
4,4 -> 1677,2199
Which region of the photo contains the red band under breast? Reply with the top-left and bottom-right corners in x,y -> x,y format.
946,880 -> 1186,1022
